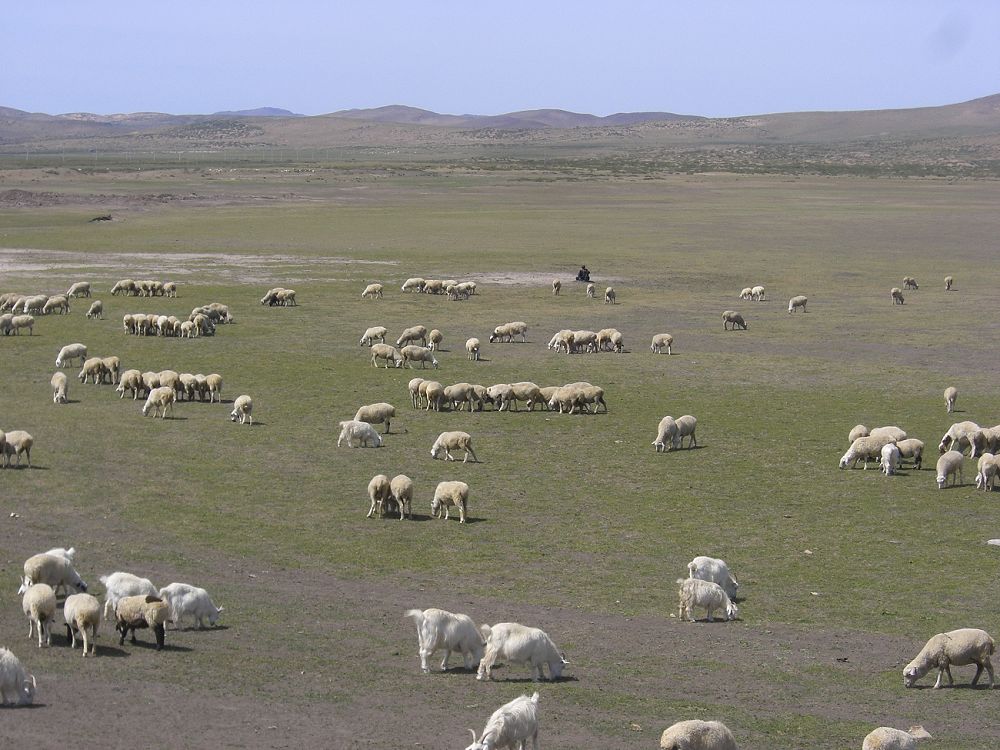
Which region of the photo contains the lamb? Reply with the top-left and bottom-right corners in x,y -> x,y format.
0,648 -> 36,706
114,594 -> 170,650
337,419 -> 382,448
359,326 -> 388,346
56,344 -> 87,367
653,416 -> 678,452
117,369 -> 143,399
142,386 -> 176,418
401,277 -> 426,293
677,577 -> 739,622
63,593 -> 101,656
687,556 -> 739,600
2,431 -> 33,469
902,276 -> 919,291
370,343 -> 402,368
86,300 -> 103,319
675,415 -> 698,449
848,425 -> 869,444
66,281 -> 92,298
404,607 -> 484,672
21,583 -> 57,647
428,329 -> 443,351
944,275 -> 953,290
739,287 -> 753,300
366,474 -> 392,518
903,628 -> 994,688
389,474 -> 413,520
722,310 -> 747,330
651,333 -> 674,354
401,344 -> 439,369
354,402 -> 396,434
158,582 -> 223,629
205,373 -> 223,403
42,295 -> 70,315
464,692 -> 540,750
751,285 -> 765,301
477,622 -> 567,682
938,421 -> 979,454
943,386 -> 957,413
862,726 -> 932,750
361,283 -> 384,299
895,438 -> 925,470
466,337 -> 481,361
552,278 -> 561,295
839,434 -> 897,470
880,443 -> 901,475
78,357 -> 106,384
787,294 -> 808,313
51,371 -> 68,404
230,394 -> 253,425
431,431 -> 478,463
432,480 -> 470,522
935,450 -> 964,488
100,571 -> 158,620
659,719 -> 738,750
19,552 -> 87,596
604,286 -> 616,304
890,287 -> 905,304
9,314 -> 34,335
396,325 -> 428,347
586,282 -> 596,298
975,453 -> 998,491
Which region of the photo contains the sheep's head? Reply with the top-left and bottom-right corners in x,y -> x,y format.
19,674 -> 36,705
430,497 -> 441,516
73,578 -> 88,593
142,401 -> 154,416
903,663 -> 926,687
726,601 -> 739,620
230,409 -> 240,422
936,474 -> 947,489
838,453 -> 851,469
464,729 -> 484,750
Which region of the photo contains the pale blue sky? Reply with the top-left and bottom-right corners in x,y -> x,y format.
4,1 -> 998,117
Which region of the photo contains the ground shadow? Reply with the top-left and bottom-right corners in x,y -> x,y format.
170,624 -> 229,634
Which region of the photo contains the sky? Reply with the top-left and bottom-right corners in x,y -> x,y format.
3,1 -> 999,118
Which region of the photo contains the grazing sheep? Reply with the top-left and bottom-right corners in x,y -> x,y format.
687,556 -> 739,600
445,382 -> 482,412
849,424 -> 870,444
63,593 -> 101,657
66,281 -> 92,298
111,279 -> 136,296
55,343 -> 88,369
935,450 -> 964,488
0,648 -> 36,706
945,275 -> 953,290
0,313 -> 13,335
508,381 -> 543,411
466,337 -> 481,361
464,692 -> 540,750
427,328 -> 444,351
975,453 -> 999,491
42,295 -> 70,315
739,287 -> 753,300
751,285 -> 765,301
551,279 -> 561,295
408,377 -> 426,408
787,295 -> 808,313
142,386 -> 175,418
78,357 -> 106,385
456,281 -> 477,296
275,288 -> 297,306
85,300 -> 103,319
486,383 -> 515,412
100,571 -> 158,621
432,480 -> 470,522
489,321 -> 528,343
659,719 -> 738,750
361,282 -> 384,299
162,281 -> 178,297
230,394 -> 253,425
651,333 -> 674,354
2,430 -> 33,469
968,423 -> 1000,457
477,622 -> 567,682
431,431 -> 477,463
101,355 -> 121,385
571,329 -> 598,353
840,434 -> 897,470
722,310 -> 747,330
895,438 -> 925,470
944,386 -> 958,413
605,286 -> 616,304
337,420 -> 382,448
20,553 -> 87,596
359,326 -> 388,346
938,421 -> 979,454
51,371 -> 68,404
677,578 -> 738,622
862,726 -> 931,750
158,583 -> 223,629
881,443 -> 901,475
389,474 -> 413,520
401,344 -> 439,369
354,402 -> 396,434
401,277 -> 426,293
203,373 -> 222,403
366,474 -> 392,518
396,325 -> 428,348
586,282 -> 596,298
869,426 -> 907,441
116,369 -> 143,400
422,279 -> 445,295
23,294 -> 48,314
903,628 -> 995,688
653,416 -> 678,452
547,383 -> 606,415
21,583 -> 57,647
370,343 -> 402,368
114,594 -> 170,650
404,607 -> 484,673
422,380 -> 445,411
596,327 -> 620,352
675,415 -> 698,449
890,287 -> 905,304
902,276 -> 919,291
9,314 -> 34,335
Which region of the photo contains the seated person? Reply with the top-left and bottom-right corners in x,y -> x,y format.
576,265 -> 591,282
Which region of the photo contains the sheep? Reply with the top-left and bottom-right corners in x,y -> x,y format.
162,281 -> 178,297
0,313 -> 13,335
63,593 -> 101,657
975,453 -> 999,491
116,369 -> 143,399
890,287 -> 905,304
903,627 -> 995,688
396,325 -> 428,347
432,480 -> 470,522
230,394 -> 253,425
466,337 -> 481,361
337,419 -> 382,448
572,329 -> 599,353
111,279 -> 136,296
895,438 -> 925,470
675,415 -> 698,449
464,692 -> 540,750
370,343 -> 402,368
203,373 -> 223,403
938,421 -> 979,454
552,278 -> 561,295
142,386 -> 176,418
444,383 -> 482,412
943,385 -> 957,413
51,371 -> 68,404
359,326 -> 387,346
677,578 -> 739,622
653,416 -> 678,452
66,281 -> 92,298
20,552 -> 87,596
687,556 -> 739,600
389,474 -> 413,520
489,321 -> 528,343
43,295 -> 70,315
750,285 -> 765,301
354,402 -> 396,434
178,373 -> 198,401
401,344 -> 439,369
944,275 -> 953,290
260,287 -> 285,305
407,377 -> 426,409
840,434 -> 897,470
0,648 -> 36,706
101,355 -> 121,385
78,357 -> 106,385
605,286 -> 616,304
548,383 -> 606,415
968,426 -> 1000,458
551,329 -> 576,353
651,333 -> 674,354
401,277 -> 426,293
428,328 -> 443,351
487,383 -> 515,412
424,381 -> 445,411
54,344 -> 87,371
787,294 -> 808,313
44,546 -> 76,564
881,443 -> 901,475
935,450 -> 964,488
862,726 -> 932,750
596,327 -> 620,351
586,282 -> 596,298
456,280 -> 477,296
10,314 -> 34,335
158,582 -> 223,629
849,424 -> 870,444
85,300 -> 103,319
900,276 -> 919,291
477,622 -> 567,682
404,607 -> 484,672
361,282 -> 384,300
2,430 -> 33,469
739,287 -> 753,300
510,381 -> 543,411
659,719 -> 738,750
722,310 -> 747,330
868,425 -> 907,441
275,288 -> 297,306
100,571 -> 158,620
23,294 -> 48,314
21,583 -> 57,647
422,279 -> 445,295
114,594 -> 170,650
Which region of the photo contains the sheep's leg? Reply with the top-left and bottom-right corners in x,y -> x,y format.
985,659 -> 995,687
27,618 -> 35,640
444,448 -> 455,461
366,498 -> 376,518
972,662 -> 984,686
440,650 -> 451,671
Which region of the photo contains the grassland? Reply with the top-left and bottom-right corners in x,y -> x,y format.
1,163 -> 999,748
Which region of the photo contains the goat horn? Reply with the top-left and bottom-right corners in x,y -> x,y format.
468,729 -> 478,742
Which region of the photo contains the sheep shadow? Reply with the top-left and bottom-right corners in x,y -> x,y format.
909,682 -> 994,690
0,702 -> 46,709
124,640 -> 194,653
480,674 -> 578,684
169,624 -> 229,634
91,644 -> 130,658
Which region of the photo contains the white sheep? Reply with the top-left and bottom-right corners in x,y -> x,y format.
895,438 -> 925,470
428,328 -> 443,351
142,386 -> 176,418
408,377 -> 426,409
739,287 -> 753,300
337,419 -> 383,448
902,276 -> 919,291
20,553 -> 87,596
477,622 -> 567,682
935,450 -> 964,488
869,425 -> 907,441
464,692 -> 540,750
158,582 -> 223,628
422,279 -> 445,295
51,371 -> 68,404
354,402 -> 396,434
976,453 -> 999,491
21,583 -> 57,647
431,431 -> 478,462
366,474 -> 392,518
787,294 -> 808,313
605,286 -> 616,304
903,628 -> 994,688
404,607 -> 484,673
396,325 -> 428,347
432,480 -> 470,522
945,275 -> 954,290
943,385 -> 959,413
722,310 -> 747,330
401,277 -> 426,293
890,287 -> 905,304
675,415 -> 698,449
361,282 -> 384,299
101,355 -> 121,385
2,430 -> 33,469
114,594 -> 170,650
659,719 -> 738,750
653,416 -> 678,452
389,474 -> 413,520
63,593 -> 101,657
938,420 -> 979,454
359,326 -> 388,346
687,556 -> 739,600
571,329 -> 598,353
66,281 -> 92,298
862,726 -> 932,750
848,424 -> 869,444
0,648 -> 36,706
370,343 -> 402,368
116,369 -> 143,400
204,373 -> 223,403
401,344 -> 439,369
9,314 -> 34,335
86,300 -> 103,319
651,333 -> 674,354
42,295 -> 70,315
677,577 -> 738,622
163,281 -> 178,297
586,282 -> 596,298
751,285 -> 765,301
466,337 -> 481,361
100,571 -> 158,620
551,278 -> 561,295
78,357 -> 106,385
55,342 -> 87,368
488,321 -> 527,343
880,443 -> 901,475
444,383 -> 482,412
840,434 -> 897,470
